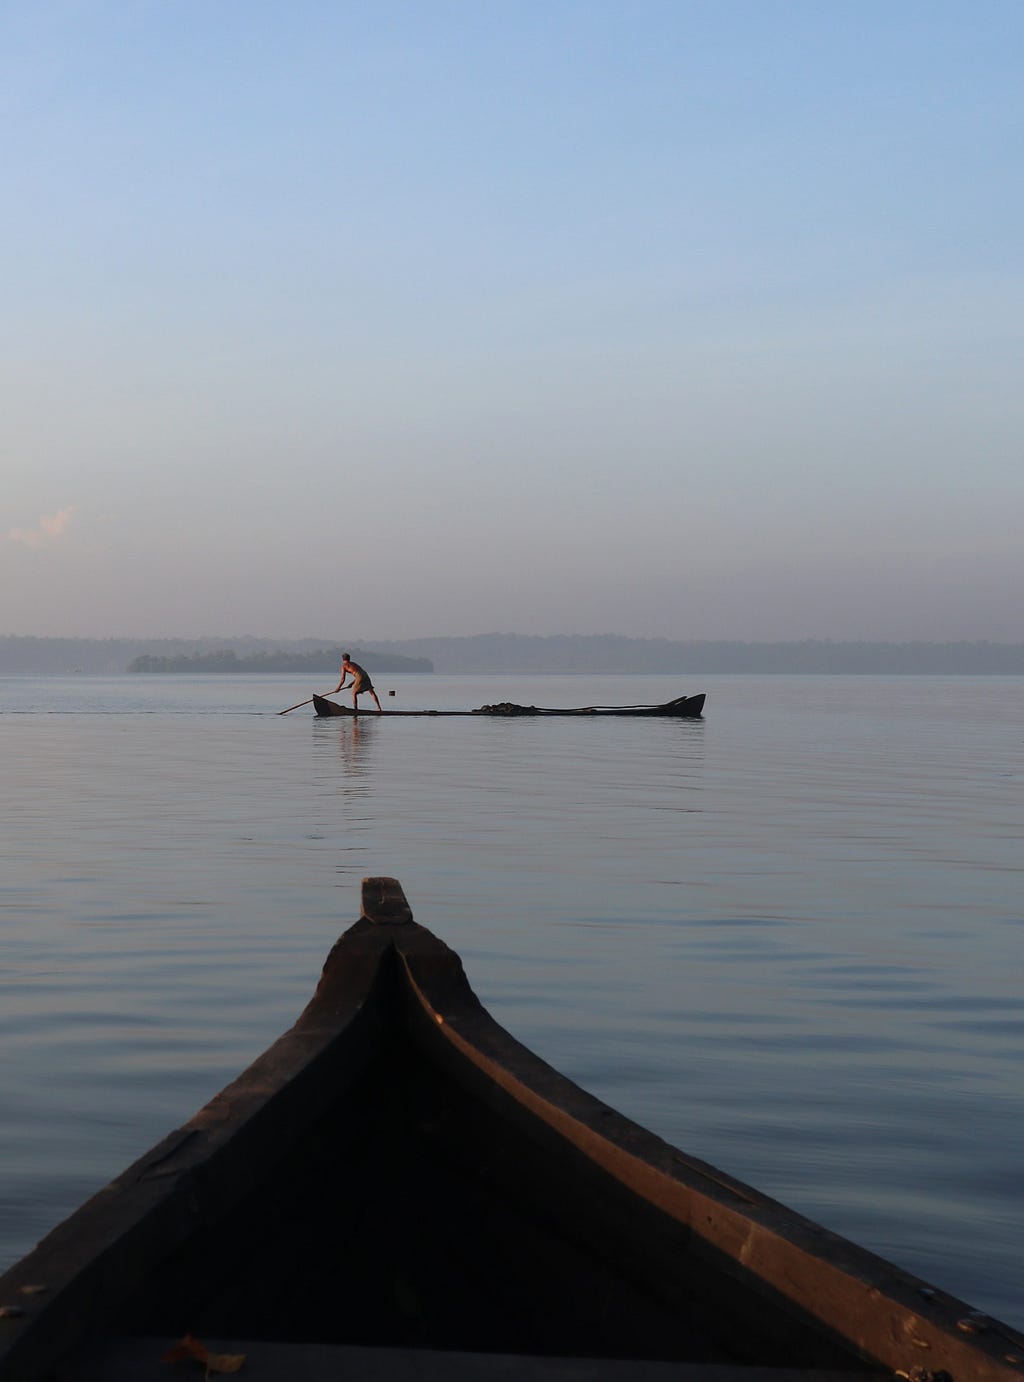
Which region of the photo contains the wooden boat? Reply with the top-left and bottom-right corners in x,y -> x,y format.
312,691 -> 706,718
2,878 -> 1021,1382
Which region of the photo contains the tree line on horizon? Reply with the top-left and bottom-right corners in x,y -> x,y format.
127,647 -> 433,674
368,633 -> 1024,675
0,636 -> 428,674
3,633 -> 1024,675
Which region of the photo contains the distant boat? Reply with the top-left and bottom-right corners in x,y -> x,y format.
1,876 -> 1020,1382
312,691 -> 706,718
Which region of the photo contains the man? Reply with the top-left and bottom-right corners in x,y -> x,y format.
331,651 -> 383,713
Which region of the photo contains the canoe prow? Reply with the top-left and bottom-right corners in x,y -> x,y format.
1,878 -> 1020,1382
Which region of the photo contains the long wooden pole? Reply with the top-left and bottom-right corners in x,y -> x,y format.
278,697 -> 316,715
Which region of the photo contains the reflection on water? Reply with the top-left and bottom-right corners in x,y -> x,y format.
320,715 -> 378,786
0,674 -> 1022,1328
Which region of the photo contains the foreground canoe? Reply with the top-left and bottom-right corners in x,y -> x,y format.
2,880 -> 1021,1382
312,691 -> 707,718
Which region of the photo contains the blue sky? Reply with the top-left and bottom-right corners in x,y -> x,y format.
3,1 -> 1022,641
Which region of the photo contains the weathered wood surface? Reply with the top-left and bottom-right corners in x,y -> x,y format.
1,877 -> 1022,1382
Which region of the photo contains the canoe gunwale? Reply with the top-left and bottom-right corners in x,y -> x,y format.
392,944 -> 1024,1382
0,933 -> 396,1382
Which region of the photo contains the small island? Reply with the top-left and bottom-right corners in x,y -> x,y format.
127,647 -> 432,674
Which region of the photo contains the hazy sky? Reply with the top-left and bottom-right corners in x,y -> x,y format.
4,1 -> 1022,642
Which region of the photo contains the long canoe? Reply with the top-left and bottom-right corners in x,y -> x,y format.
312,691 -> 707,718
2,878 -> 1021,1382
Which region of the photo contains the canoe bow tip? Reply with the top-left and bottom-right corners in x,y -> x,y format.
361,876 -> 414,925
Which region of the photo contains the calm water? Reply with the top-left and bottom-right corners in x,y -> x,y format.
1,673 -> 1022,1327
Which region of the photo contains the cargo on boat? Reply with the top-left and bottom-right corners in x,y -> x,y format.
1,878 -> 1021,1382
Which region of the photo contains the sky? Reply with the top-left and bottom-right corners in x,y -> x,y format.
3,1 -> 1022,643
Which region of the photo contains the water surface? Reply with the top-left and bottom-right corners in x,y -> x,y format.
1,673 -> 1021,1327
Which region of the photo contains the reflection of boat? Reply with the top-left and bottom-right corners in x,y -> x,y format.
312,691 -> 706,718
2,877 -> 1020,1382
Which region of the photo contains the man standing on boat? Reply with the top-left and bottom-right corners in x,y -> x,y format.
331,652 -> 383,713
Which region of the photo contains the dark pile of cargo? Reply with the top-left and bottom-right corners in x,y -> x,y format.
473,701 -> 539,716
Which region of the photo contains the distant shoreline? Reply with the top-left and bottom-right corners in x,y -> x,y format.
126,648 -> 432,675
4,633 -> 1024,675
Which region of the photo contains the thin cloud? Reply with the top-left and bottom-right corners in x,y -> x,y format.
6,506 -> 76,550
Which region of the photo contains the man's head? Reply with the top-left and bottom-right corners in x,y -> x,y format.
341,651 -> 351,661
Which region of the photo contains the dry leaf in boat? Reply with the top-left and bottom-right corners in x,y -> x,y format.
161,1335 -> 245,1373
205,1352 -> 246,1374
162,1335 -> 209,1364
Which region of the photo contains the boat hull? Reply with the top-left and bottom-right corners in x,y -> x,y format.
1,878 -> 1020,1382
312,692 -> 706,718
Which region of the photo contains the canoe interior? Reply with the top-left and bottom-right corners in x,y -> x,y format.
102,958 -> 852,1367
311,691 -> 706,718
